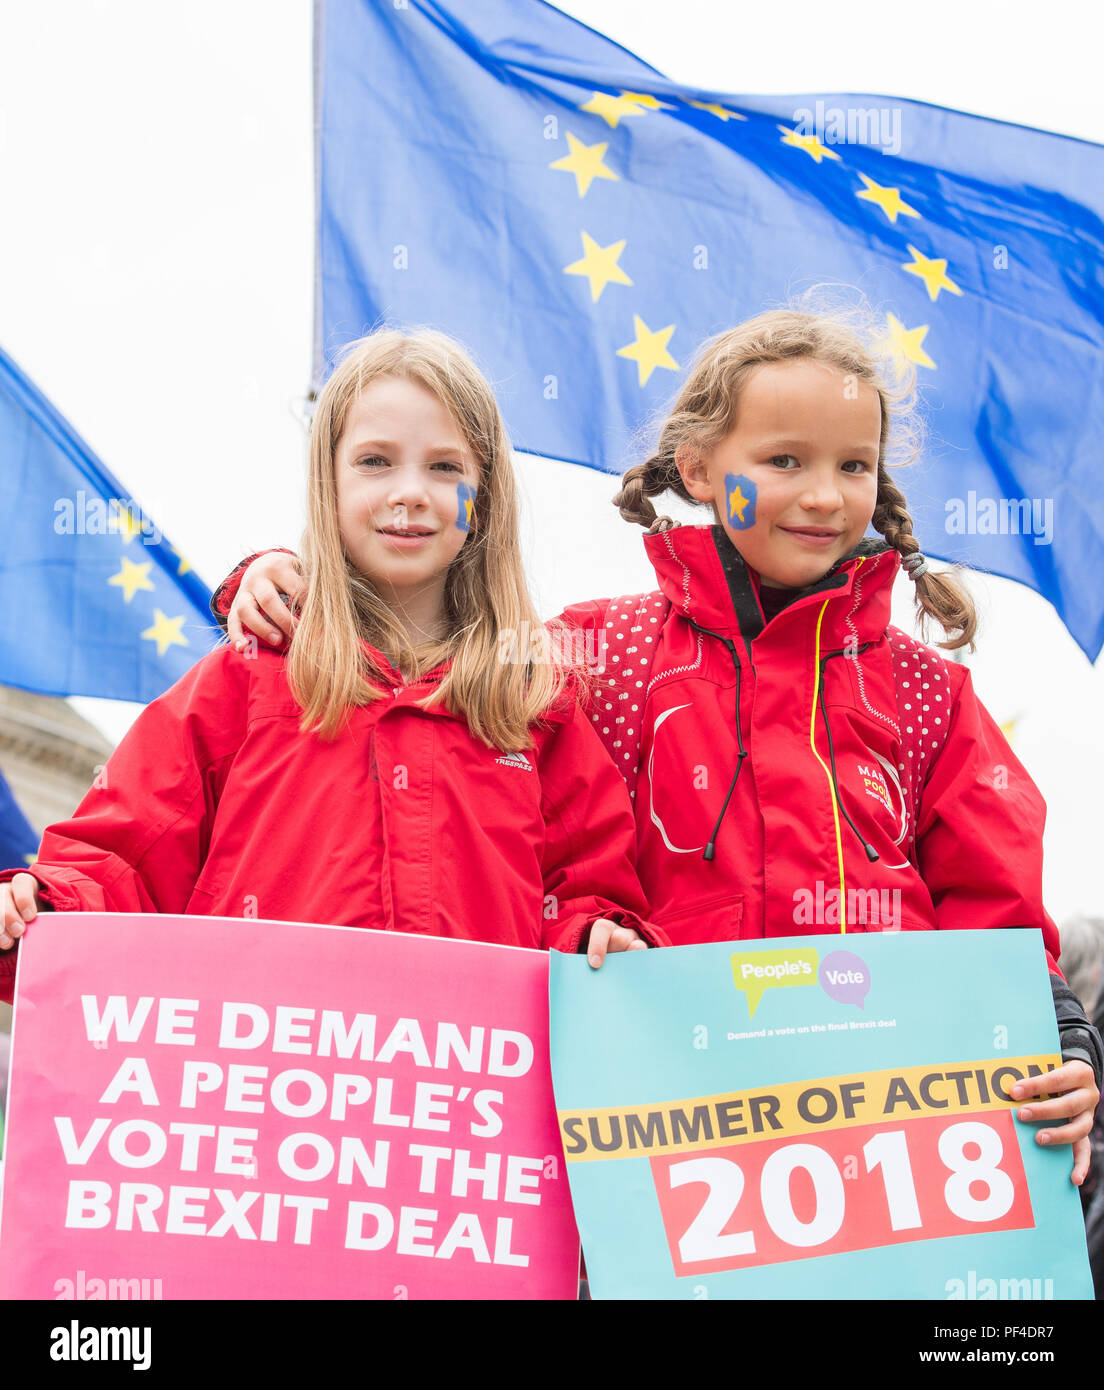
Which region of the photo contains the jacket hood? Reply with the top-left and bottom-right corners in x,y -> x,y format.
643,524 -> 900,651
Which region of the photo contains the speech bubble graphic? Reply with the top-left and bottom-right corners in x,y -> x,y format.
819,950 -> 871,1009
730,947 -> 819,1018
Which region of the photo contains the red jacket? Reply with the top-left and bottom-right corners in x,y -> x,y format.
0,642 -> 661,1003
558,524 -> 1060,970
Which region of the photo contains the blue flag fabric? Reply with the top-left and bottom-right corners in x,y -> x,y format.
0,769 -> 37,869
0,344 -> 218,701
317,0 -> 1104,660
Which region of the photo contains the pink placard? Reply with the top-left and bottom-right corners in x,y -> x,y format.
0,913 -> 579,1300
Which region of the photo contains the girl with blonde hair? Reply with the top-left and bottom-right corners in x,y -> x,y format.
0,329 -> 660,982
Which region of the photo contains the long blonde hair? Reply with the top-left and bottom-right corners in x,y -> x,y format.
614,308 -> 977,650
289,329 -> 567,747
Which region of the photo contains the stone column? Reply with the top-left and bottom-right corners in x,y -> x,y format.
0,684 -> 114,1036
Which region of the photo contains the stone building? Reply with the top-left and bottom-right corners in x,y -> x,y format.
0,684 -> 113,1035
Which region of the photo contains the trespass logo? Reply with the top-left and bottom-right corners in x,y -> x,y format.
731,947 -> 871,1018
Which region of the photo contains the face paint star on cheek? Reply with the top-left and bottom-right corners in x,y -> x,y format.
455,482 -> 477,532
724,473 -> 757,530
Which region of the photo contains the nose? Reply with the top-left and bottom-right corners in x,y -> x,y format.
799,467 -> 844,514
385,463 -> 430,512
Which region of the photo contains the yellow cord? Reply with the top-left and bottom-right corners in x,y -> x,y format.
809,599 -> 847,933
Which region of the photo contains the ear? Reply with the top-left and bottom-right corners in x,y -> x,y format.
674,443 -> 715,505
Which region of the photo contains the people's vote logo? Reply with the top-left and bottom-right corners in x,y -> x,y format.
730,945 -> 872,1017
724,473 -> 757,529
456,482 -> 477,532
818,950 -> 871,1009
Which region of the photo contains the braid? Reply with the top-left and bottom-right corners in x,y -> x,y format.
612,463 -> 657,528
873,465 -> 978,651
613,450 -> 687,531
872,465 -> 921,561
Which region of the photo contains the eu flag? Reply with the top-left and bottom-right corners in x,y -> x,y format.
0,769 -> 36,868
0,344 -> 218,701
316,0 -> 1104,659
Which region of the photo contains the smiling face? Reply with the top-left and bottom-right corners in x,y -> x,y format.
334,375 -> 479,627
677,358 -> 882,589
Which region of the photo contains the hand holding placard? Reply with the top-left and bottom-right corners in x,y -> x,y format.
549,931 -> 1094,1300
0,914 -> 579,1300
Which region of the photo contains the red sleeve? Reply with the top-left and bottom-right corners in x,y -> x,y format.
551,598 -> 610,631
0,646 -> 250,1002
535,700 -> 667,955
915,664 -> 1060,974
210,547 -> 297,625
547,600 -> 611,718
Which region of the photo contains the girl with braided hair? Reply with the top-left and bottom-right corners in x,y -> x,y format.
214,309 -> 1100,1185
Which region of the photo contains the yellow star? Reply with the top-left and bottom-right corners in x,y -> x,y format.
616,315 -> 679,386
564,232 -> 633,302
901,244 -> 963,302
112,503 -> 147,545
141,609 -> 189,657
728,484 -> 750,523
619,91 -> 676,112
856,173 -> 920,224
580,91 -> 650,129
777,125 -> 840,163
878,313 -> 936,370
549,132 -> 619,198
464,497 -> 474,527
690,99 -> 745,122
108,555 -> 155,603
171,546 -> 192,576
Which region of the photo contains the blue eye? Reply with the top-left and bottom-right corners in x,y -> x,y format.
432,461 -> 463,473
355,455 -> 386,468
769,454 -> 799,469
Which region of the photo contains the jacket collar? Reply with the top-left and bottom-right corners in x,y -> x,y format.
359,643 -> 576,728
643,524 -> 900,655
362,644 -> 451,692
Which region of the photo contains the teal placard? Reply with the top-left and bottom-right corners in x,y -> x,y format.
548,931 -> 1093,1300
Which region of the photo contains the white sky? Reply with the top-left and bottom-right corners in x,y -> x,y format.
0,0 -> 1101,920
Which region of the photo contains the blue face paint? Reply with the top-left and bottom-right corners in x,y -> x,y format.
456,482 -> 477,532
724,473 -> 757,530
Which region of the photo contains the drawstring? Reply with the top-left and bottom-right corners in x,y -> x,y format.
809,600 -> 849,932
817,681 -> 880,864
704,641 -> 748,861
683,619 -> 749,863
689,608 -> 876,890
